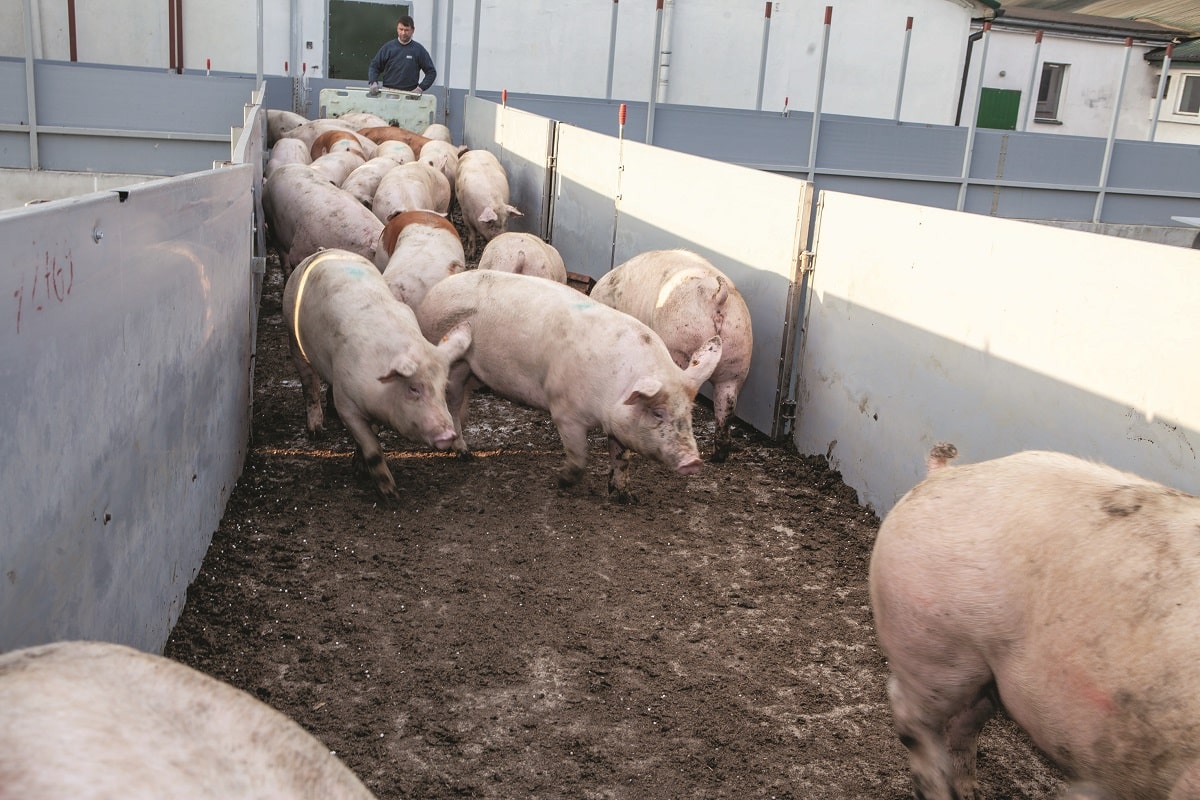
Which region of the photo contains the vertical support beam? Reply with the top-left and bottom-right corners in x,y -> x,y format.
1022,30 -> 1043,131
469,0 -> 481,97
806,6 -> 832,184
755,2 -> 773,112
957,21 -> 991,212
893,16 -> 913,122
1148,43 -> 1173,142
175,0 -> 185,74
67,0 -> 78,62
22,0 -> 40,169
256,0 -> 263,88
443,0 -> 455,122
605,0 -> 619,101
168,0 -> 177,70
1093,37 -> 1133,223
645,0 -> 664,145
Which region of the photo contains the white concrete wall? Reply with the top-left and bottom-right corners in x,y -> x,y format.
5,0 -> 988,124
795,190 -> 1200,516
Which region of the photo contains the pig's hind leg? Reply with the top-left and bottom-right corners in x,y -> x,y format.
286,333 -> 326,436
887,662 -> 996,800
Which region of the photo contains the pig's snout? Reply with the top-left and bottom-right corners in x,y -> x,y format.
430,428 -> 457,450
675,455 -> 704,476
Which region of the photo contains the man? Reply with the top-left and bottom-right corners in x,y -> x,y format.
368,15 -> 436,94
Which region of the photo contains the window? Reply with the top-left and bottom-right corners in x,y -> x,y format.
1179,74 -> 1200,115
1036,62 -> 1067,122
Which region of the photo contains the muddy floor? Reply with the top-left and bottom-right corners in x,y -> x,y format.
165,251 -> 1067,799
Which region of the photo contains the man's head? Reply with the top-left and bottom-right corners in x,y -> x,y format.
396,16 -> 415,44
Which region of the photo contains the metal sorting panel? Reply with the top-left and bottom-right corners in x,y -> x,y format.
546,113 -> 810,440
319,87 -> 436,131
0,164 -> 255,652
797,190 -> 1200,517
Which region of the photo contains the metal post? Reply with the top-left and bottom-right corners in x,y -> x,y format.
755,2 -> 773,112
443,0 -> 455,123
469,0 -> 481,97
21,0 -> 39,169
645,0 -> 664,145
605,0 -> 619,101
1148,42 -> 1174,142
806,6 -> 832,184
256,0 -> 263,88
956,21 -> 991,212
611,103 -> 627,270
893,16 -> 913,121
1093,38 -> 1133,223
1022,30 -> 1043,131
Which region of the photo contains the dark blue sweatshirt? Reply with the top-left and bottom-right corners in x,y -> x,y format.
368,38 -> 436,91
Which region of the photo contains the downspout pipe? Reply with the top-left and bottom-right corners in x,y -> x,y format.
955,28 -> 985,126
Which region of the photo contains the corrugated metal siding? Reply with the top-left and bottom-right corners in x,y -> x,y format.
998,1 -> 1200,34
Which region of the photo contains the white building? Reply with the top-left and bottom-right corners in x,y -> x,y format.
5,0 -> 1197,141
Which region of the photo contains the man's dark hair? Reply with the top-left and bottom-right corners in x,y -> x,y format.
398,15 -> 415,28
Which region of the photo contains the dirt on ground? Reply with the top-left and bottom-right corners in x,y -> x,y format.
165,248 -> 1067,799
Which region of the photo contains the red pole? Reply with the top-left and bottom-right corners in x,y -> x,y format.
619,103 -> 627,126
765,1 -> 772,19
824,6 -> 832,24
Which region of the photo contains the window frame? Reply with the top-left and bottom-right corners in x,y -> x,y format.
1035,61 -> 1068,123
1177,73 -> 1200,116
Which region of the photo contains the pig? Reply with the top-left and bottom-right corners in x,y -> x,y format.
376,210 -> 466,308
309,128 -> 374,160
308,149 -> 367,187
266,108 -> 308,145
417,140 -> 466,202
283,248 -> 471,500
415,269 -> 721,503
357,125 -> 435,157
422,123 -> 453,143
263,163 -> 383,273
477,231 -> 567,283
0,640 -> 376,799
336,110 -> 389,129
455,148 -> 523,259
590,250 -> 753,462
341,157 -> 402,207
265,136 -> 312,179
869,447 -> 1200,800
371,160 -> 451,222
372,139 -> 416,164
278,117 -> 362,150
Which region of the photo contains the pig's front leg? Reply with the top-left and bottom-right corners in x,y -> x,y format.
606,436 -> 637,505
336,401 -> 398,501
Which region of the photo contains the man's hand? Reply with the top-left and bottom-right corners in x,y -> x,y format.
367,81 -> 381,96
412,87 -> 423,95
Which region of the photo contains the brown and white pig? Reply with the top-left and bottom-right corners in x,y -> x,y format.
590,250 -> 753,462
309,128 -> 375,160
342,157 -> 402,208
371,161 -> 451,222
455,149 -> 523,258
375,210 -> 466,308
279,117 -> 361,150
263,163 -> 383,273
283,248 -> 471,500
357,125 -> 434,157
0,640 -> 376,800
415,269 -> 721,504
477,232 -> 567,283
265,136 -> 312,179
869,447 -> 1200,800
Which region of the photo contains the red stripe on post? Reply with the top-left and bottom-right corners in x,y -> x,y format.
824,6 -> 832,24
619,103 -> 627,125
1035,30 -> 1043,44
765,2 -> 772,19
905,16 -> 913,31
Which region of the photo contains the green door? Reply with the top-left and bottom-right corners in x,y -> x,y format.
328,1 -> 410,81
976,88 -> 1021,130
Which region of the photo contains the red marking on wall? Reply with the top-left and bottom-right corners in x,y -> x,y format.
12,251 -> 75,334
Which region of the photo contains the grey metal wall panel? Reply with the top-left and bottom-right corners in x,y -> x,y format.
36,134 -> 228,177
0,164 -> 254,653
972,130 -> 1105,185
0,132 -> 32,169
0,59 -> 26,124
816,117 -> 964,176
1109,139 -> 1200,193
33,62 -> 253,134
548,123 -> 621,277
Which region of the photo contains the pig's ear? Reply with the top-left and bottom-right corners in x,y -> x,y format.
379,353 -> 419,381
624,377 -> 663,405
506,204 -> 524,217
682,336 -> 722,390
436,322 -> 472,362
478,207 -> 499,223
